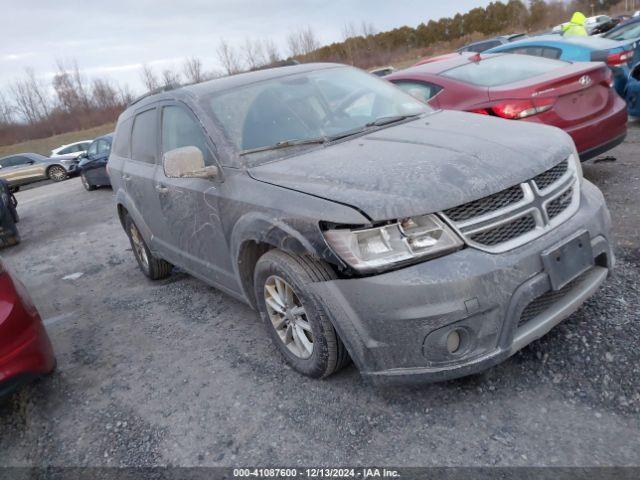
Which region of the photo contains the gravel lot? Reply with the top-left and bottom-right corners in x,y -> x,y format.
0,120 -> 638,467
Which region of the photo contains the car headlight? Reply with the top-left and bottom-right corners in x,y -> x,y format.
323,214 -> 463,273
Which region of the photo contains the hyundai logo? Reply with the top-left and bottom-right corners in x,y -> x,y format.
579,75 -> 592,87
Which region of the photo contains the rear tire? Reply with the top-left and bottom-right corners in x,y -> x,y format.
81,173 -> 96,191
0,228 -> 20,248
124,214 -> 172,280
254,250 -> 351,379
47,165 -> 67,182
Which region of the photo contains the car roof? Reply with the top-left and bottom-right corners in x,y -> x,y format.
94,133 -> 114,142
125,63 -> 344,115
606,16 -> 640,36
388,52 -> 506,77
504,34 -> 624,50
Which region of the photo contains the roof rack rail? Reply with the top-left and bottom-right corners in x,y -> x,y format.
127,84 -> 180,107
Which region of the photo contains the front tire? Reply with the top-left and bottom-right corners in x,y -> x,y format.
81,173 -> 96,191
47,165 -> 67,182
254,250 -> 351,379
124,214 -> 172,280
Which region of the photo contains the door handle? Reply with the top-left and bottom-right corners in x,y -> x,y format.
155,184 -> 169,193
122,174 -> 131,181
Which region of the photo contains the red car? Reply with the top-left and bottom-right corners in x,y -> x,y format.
0,257 -> 55,397
386,52 -> 628,160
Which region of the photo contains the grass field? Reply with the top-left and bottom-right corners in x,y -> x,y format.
0,123 -> 115,158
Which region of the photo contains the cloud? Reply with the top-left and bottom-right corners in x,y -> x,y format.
1,52 -> 35,61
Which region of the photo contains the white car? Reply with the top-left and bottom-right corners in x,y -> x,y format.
50,140 -> 92,159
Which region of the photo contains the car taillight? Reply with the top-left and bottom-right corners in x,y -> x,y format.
468,98 -> 556,120
607,50 -> 633,67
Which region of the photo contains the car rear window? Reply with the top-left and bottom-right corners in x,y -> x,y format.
441,55 -> 567,87
113,118 -> 133,158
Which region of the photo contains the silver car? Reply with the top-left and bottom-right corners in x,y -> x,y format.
0,152 -> 74,190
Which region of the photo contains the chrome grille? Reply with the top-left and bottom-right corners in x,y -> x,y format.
441,157 -> 579,253
443,185 -> 524,222
469,215 -> 536,246
533,160 -> 568,191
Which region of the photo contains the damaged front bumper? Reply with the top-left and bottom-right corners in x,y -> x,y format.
309,180 -> 613,385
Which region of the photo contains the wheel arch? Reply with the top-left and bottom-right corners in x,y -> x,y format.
231,213 -> 330,308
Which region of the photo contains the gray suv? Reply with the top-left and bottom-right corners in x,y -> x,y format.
109,63 -> 613,384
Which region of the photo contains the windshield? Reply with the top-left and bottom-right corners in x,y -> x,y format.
441,54 -> 567,87
204,66 -> 431,157
605,22 -> 640,41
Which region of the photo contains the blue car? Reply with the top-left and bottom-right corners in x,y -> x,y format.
626,63 -> 640,117
486,35 -> 634,98
603,16 -> 640,69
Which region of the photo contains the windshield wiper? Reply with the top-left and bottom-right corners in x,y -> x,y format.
240,137 -> 327,155
327,114 -> 422,142
365,114 -> 421,127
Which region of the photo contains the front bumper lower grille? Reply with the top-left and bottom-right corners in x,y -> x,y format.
518,268 -> 592,328
441,157 -> 580,252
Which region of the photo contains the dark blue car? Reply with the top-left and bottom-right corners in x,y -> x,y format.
486,35 -> 634,99
78,134 -> 112,191
603,16 -> 640,68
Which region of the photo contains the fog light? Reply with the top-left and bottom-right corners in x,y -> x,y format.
446,330 -> 461,354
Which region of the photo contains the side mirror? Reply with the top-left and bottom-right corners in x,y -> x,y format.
163,146 -> 218,179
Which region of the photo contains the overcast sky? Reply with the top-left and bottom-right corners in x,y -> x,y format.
0,0 -> 494,94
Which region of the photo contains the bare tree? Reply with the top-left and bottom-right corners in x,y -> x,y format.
0,90 -> 14,124
117,83 -> 135,105
183,57 -> 205,84
140,64 -> 160,92
217,38 -> 243,75
10,68 -> 51,124
243,37 -> 266,70
161,68 -> 181,88
341,22 -> 359,64
91,78 -> 119,110
52,60 -> 86,113
287,27 -> 320,59
263,38 -> 281,64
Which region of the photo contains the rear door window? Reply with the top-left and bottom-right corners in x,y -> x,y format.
441,54 -> 567,87
131,109 -> 158,164
392,81 -> 442,103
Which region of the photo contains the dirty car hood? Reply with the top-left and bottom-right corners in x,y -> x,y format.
248,110 -> 573,221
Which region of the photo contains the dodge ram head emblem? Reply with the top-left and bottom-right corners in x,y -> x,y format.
579,75 -> 592,87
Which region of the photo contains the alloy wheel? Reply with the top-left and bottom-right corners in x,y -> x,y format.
264,275 -> 313,359
49,166 -> 67,181
129,224 -> 149,270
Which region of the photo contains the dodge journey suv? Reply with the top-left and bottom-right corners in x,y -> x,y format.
109,63 -> 613,384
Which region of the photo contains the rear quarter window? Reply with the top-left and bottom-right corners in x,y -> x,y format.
112,117 -> 133,158
441,54 -> 567,87
131,109 -> 158,164
392,81 -> 442,103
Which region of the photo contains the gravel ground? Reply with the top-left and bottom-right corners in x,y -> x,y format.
0,120 -> 638,467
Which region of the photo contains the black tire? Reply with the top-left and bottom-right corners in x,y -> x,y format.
0,227 -> 20,248
81,173 -> 96,191
47,165 -> 68,182
124,214 -> 172,280
254,250 -> 351,379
